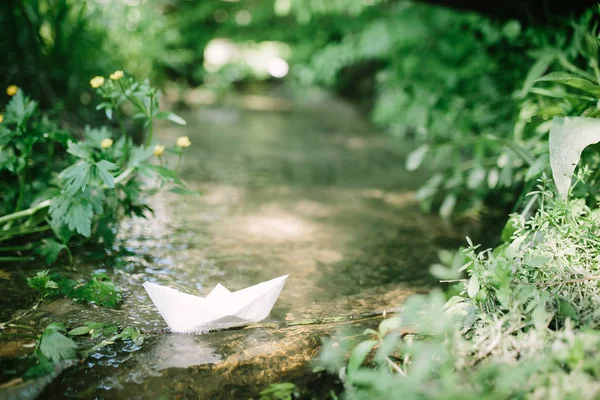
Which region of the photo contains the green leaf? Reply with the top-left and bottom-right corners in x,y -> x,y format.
85,126 -> 113,148
66,141 -> 92,161
95,160 -> 117,188
39,324 -> 78,362
558,299 -> 579,321
120,326 -> 144,346
60,161 -> 92,196
347,339 -> 377,378
406,144 -> 429,171
68,326 -> 92,336
71,274 -> 122,308
525,155 -> 549,180
501,218 -> 518,243
65,201 -> 93,237
154,111 -> 187,125
537,72 -> 600,97
23,353 -> 55,379
128,145 -> 155,168
467,275 -> 480,299
518,52 -> 555,98
36,239 -> 67,265
5,89 -> 38,126
27,270 -> 60,297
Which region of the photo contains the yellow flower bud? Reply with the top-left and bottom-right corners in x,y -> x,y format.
176,136 -> 191,148
90,76 -> 105,89
110,70 -> 124,80
153,144 -> 165,156
100,138 -> 113,149
0,114 -> 3,124
6,85 -> 18,96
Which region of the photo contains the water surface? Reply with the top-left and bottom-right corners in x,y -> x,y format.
2,90 -> 471,399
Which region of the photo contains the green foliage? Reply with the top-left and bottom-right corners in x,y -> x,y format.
0,75 -> 190,264
26,270 -> 60,298
259,383 -> 299,400
15,321 -> 144,380
38,323 -> 77,363
1,0 -> 177,114
70,273 -> 122,308
323,177 -> 600,398
27,270 -> 122,309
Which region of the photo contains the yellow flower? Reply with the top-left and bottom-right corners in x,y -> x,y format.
153,144 -> 165,156
100,138 -> 113,149
0,114 -> 3,124
90,76 -> 105,89
110,70 -> 124,80
176,136 -> 191,148
6,85 -> 18,96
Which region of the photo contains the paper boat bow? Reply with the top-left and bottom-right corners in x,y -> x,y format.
143,275 -> 288,333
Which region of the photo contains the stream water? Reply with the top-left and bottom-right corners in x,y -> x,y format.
1,89 -> 476,399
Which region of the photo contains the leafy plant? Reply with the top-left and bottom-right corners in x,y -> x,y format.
28,270 -> 122,308
0,72 -> 192,264
1,321 -> 145,380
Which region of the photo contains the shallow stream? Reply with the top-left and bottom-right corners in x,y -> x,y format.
1,89 -> 475,399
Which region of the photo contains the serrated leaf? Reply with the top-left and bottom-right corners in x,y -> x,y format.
66,141 -> 92,160
154,111 -> 187,125
65,201 -> 93,237
39,327 -> 77,362
5,89 -> 37,126
60,161 -> 92,196
95,160 -> 117,188
36,239 -> 67,265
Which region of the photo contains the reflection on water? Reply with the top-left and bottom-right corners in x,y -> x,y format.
3,89 -> 480,398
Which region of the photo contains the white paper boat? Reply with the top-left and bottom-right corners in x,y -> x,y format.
143,275 -> 288,333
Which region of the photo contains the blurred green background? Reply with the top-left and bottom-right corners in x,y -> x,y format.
1,0 -> 598,218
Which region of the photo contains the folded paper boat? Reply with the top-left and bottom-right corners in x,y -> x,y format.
143,275 -> 288,333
